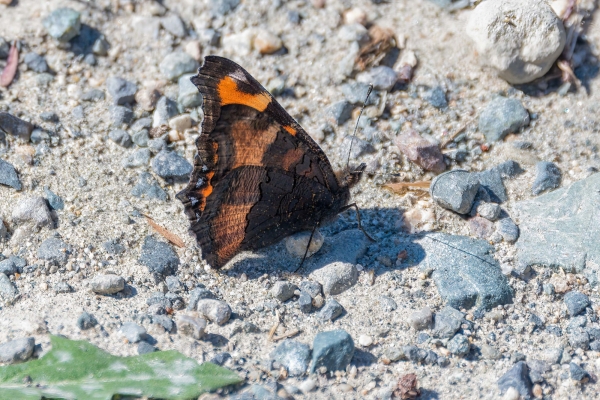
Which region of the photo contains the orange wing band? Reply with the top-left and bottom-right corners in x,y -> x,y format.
217,76 -> 271,111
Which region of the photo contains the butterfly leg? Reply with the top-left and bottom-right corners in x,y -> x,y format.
340,203 -> 376,242
294,221 -> 321,274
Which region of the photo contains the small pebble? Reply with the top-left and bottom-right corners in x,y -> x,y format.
394,130 -> 445,173
159,52 -> 199,81
447,334 -> 470,356
168,114 -> 192,132
496,217 -> 520,243
356,66 -> 397,91
91,274 -> 125,295
478,97 -> 530,142
176,314 -> 207,339
109,105 -> 134,127
253,30 -> 283,54
122,148 -> 151,168
37,238 -> 70,266
425,86 -> 448,109
0,112 -> 34,141
136,88 -> 161,111
178,74 -> 203,108
139,236 -> 180,276
23,52 -> 49,73
285,230 -> 324,258
270,281 -> 298,302
0,159 -> 22,190
531,161 -> 561,195
109,129 -> 133,147
270,340 -> 311,376
76,312 -> 98,330
358,334 -> 373,347
196,299 -> 232,325
569,362 -> 589,381
81,89 -> 105,102
327,101 -> 354,126
43,8 -> 81,42
0,337 -> 35,364
119,322 -> 149,343
564,291 -> 590,317
310,330 -> 354,373
310,262 -> 358,296
408,306 -> 433,331
160,14 -> 187,38
151,150 -> 193,180
137,341 -> 157,354
318,298 -> 344,321
106,77 -> 137,105
430,170 -> 480,214
153,96 -> 179,127
477,202 -> 501,221
497,361 -> 533,398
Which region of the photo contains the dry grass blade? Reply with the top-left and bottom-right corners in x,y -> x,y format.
272,329 -> 300,342
356,25 -> 396,71
385,181 -> 430,192
0,41 -> 18,87
393,373 -> 420,399
143,214 -> 186,248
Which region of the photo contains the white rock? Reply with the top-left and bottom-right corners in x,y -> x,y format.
253,30 -> 282,55
176,313 -> 207,339
12,197 -> 52,228
358,334 -> 373,347
168,114 -> 192,132
222,30 -> 253,57
299,378 -> 317,393
285,230 -> 324,258
90,274 -> 125,294
196,299 -> 231,325
503,387 -> 520,400
466,0 -> 566,84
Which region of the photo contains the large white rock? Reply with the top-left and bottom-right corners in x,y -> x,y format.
466,0 -> 566,84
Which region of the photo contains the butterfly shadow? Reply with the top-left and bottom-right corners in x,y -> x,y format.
225,207 -> 426,280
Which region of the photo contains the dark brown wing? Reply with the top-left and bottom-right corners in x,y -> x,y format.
177,56 -> 348,269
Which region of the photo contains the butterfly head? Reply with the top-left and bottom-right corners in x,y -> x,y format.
340,162 -> 366,189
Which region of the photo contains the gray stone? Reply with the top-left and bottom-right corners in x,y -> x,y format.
341,82 -> 379,105
132,129 -> 150,147
122,148 -> 151,168
178,74 -> 203,108
341,136 -> 376,159
0,337 -> 35,364
119,322 -> 148,343
514,173 -> 600,273
196,299 -> 231,325
532,161 -> 561,195
161,14 -> 187,37
476,161 -> 523,203
71,105 -> 84,122
76,312 -> 98,330
299,281 -> 322,298
270,281 -> 298,302
12,197 -> 52,227
0,259 -> 17,275
84,54 -> 96,66
298,291 -> 313,313
564,291 -> 590,317
153,96 -> 179,127
402,345 -> 424,362
44,187 -> 64,210
528,359 -> 550,384
159,52 -> 199,81
497,361 -> 532,398
0,37 -> 8,59
38,238 -> 70,266
165,276 -> 182,293
92,36 -> 109,56
447,334 -> 470,356
271,340 -> 311,376
0,159 -> 21,190
309,262 -> 358,296
54,281 -> 73,293
394,130 -> 446,174
81,89 -> 105,102
187,287 -> 216,311
310,330 -> 354,373
176,314 -> 207,339
131,172 -> 167,201
0,219 -> 6,241
478,97 -> 530,142
137,341 -> 156,354
151,315 -> 174,332
139,236 -> 180,276
425,86 -> 448,109
151,150 -> 193,180
0,112 -> 34,141
588,327 -> 600,341
496,217 -> 519,243
379,295 -> 397,312
211,0 -> 240,16
109,129 -> 132,147
91,274 -> 125,295
318,298 -> 344,321
0,274 -> 18,301
40,112 -> 59,122
356,66 -> 397,91
148,138 -> 167,154
131,117 -> 153,132
430,170 -> 480,214
480,344 -> 501,360
416,233 -> 513,310
568,328 -> 590,350
541,348 -> 563,365
30,129 -> 51,144
109,105 -> 134,127
327,101 -> 354,126
102,239 -> 125,255
408,306 -> 433,331
477,202 -> 501,221
23,52 -> 48,73
43,8 -> 81,42
432,306 -> 464,339
570,362 -> 590,381
106,77 -> 137,105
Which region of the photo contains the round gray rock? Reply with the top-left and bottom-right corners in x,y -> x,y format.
430,170 -> 480,214
478,97 -> 530,142
91,274 -> 125,295
309,262 -> 358,296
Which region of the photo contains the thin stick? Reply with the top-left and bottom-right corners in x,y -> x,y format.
294,221 -> 320,273
346,84 -> 373,170
340,203 -> 375,242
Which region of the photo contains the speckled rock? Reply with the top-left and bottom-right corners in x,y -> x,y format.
478,97 -> 530,142
90,274 -> 125,295
139,236 -> 180,276
310,330 -> 354,373
309,262 -> 358,296
176,314 -> 207,339
430,170 -> 479,214
271,340 -> 311,376
151,150 -> 193,180
0,159 -> 22,190
196,299 -> 231,325
0,337 -> 35,364
285,230 -> 324,258
43,8 -> 81,42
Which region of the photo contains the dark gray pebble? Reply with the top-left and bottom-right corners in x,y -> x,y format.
570,362 -> 590,381
531,161 -> 561,195
425,86 -> 447,109
151,150 -> 193,180
430,170 -> 480,214
137,341 -> 157,354
0,159 -> 22,190
318,298 -> 344,321
76,312 -> 98,330
106,77 -> 138,105
24,52 -> 48,73
139,236 -> 180,276
497,361 -> 532,398
81,89 -> 105,102
270,340 -> 311,376
37,237 -> 70,266
310,330 -> 354,373
0,112 -> 34,141
131,172 -> 167,201
478,96 -> 530,142
0,337 -> 35,364
564,291 -> 590,317
109,105 -> 134,127
109,129 -> 132,148
327,101 -> 353,126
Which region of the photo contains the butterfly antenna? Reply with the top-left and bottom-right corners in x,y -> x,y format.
346,84 -> 373,171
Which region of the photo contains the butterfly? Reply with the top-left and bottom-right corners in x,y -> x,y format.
177,56 -> 369,269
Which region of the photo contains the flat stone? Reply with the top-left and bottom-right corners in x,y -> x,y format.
408,306 -> 433,331
309,262 -> 358,296
299,281 -> 322,298
475,161 -> 524,203
270,281 -> 298,302
327,101 -> 354,126
430,170 -> 480,214
54,282 -> 73,293
0,274 -> 18,301
394,130 -> 445,174
478,97 -> 530,142
0,337 -> 35,364
44,187 -> 64,210
122,148 -> 150,168
531,161 -> 561,195
108,129 -> 132,147
514,173 -> 600,274
447,334 -> 470,356
106,77 -> 137,105
432,306 -> 464,339
303,229 -> 369,272
23,52 -> 48,73
310,330 -> 354,373
153,96 -> 179,127
160,14 -> 187,37
0,159 -> 21,190
102,239 -> 125,255
178,74 -> 203,108
176,314 -> 207,339
497,361 -> 532,399
76,312 -> 98,330
187,287 -> 216,310
137,341 -> 156,354
318,298 -> 344,321
481,344 -> 501,360
151,150 -> 193,180
564,291 -> 590,317
570,362 -> 590,381
159,52 -> 199,81
0,112 -> 34,141
131,172 -> 167,201
90,274 -> 125,295
12,197 -> 52,227
415,233 -> 513,310
109,105 -> 134,127
271,340 -> 311,376
285,230 -> 324,258
151,315 -> 174,332
196,299 -> 231,325
356,66 -> 397,91
81,89 -> 105,102
43,8 -> 81,42
119,322 -> 148,343
37,238 -> 70,266
139,236 -> 180,276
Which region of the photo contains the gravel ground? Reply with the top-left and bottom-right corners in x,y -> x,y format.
1,0 -> 600,399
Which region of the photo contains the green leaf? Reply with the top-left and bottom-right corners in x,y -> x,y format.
0,335 -> 242,400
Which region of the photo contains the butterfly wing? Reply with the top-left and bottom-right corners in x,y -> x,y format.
177,56 -> 347,268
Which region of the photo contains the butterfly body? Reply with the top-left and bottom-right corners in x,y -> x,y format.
177,56 -> 363,269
